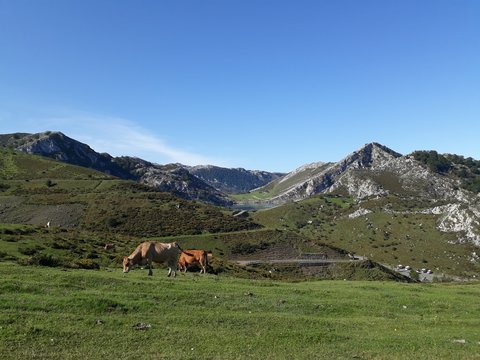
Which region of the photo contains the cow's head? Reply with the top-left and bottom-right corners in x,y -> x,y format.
122,256 -> 133,273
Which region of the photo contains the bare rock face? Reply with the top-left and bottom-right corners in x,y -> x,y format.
188,165 -> 284,194
136,163 -> 233,206
266,143 -> 400,203
420,203 -> 480,246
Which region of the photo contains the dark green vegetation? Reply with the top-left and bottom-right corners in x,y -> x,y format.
1,263 -> 479,359
412,150 -> 480,193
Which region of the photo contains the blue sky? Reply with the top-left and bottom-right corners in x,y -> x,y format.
1,0 -> 479,172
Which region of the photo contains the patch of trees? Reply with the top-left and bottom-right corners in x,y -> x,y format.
413,151 -> 480,193
446,154 -> 480,193
412,151 -> 453,174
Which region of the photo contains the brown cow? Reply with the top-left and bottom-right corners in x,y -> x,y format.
178,249 -> 208,274
123,241 -> 182,277
104,243 -> 115,251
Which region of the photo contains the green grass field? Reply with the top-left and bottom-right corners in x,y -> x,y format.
1,262 -> 479,359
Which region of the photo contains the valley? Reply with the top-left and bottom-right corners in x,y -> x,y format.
1,132 -> 479,280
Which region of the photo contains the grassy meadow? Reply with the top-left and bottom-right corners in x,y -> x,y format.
1,262 -> 479,359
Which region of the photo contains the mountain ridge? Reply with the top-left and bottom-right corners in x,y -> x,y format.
0,131 -> 282,206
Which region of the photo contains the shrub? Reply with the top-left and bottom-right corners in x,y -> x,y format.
19,246 -> 41,256
73,259 -> 100,270
230,241 -> 270,255
0,251 -> 16,260
31,254 -> 62,267
107,218 -> 123,228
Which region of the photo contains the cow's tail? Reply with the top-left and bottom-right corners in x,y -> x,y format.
177,244 -> 193,257
204,250 -> 208,268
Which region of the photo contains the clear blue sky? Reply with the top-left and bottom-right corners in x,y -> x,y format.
1,0 -> 479,172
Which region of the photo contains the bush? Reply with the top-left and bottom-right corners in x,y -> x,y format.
107,218 -> 123,228
0,183 -> 10,192
73,259 -> 100,270
0,251 -> 16,261
31,254 -> 62,267
230,241 -> 270,255
19,246 -> 41,256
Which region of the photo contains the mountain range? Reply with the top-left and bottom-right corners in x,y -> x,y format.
1,131 -> 480,248
0,132 -> 276,206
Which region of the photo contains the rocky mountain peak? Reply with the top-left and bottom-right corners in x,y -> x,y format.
338,142 -> 402,171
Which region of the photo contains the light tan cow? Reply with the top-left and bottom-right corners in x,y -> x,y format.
123,241 -> 182,277
178,249 -> 208,274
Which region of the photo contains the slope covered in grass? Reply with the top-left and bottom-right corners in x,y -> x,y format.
252,195 -> 480,278
0,263 -> 479,359
0,150 -> 259,237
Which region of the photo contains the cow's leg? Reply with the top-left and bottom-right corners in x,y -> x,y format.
167,262 -> 176,277
147,259 -> 153,276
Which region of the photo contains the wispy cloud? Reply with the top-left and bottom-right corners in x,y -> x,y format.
27,112 -> 223,166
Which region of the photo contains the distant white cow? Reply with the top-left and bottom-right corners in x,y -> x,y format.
45,221 -> 51,228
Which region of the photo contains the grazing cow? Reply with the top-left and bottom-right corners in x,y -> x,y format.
178,249 -> 208,274
104,243 -> 115,251
123,241 -> 182,277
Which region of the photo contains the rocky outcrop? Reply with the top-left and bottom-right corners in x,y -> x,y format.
7,131 -> 133,179
127,160 -> 233,206
266,143 -> 401,202
418,203 -> 480,246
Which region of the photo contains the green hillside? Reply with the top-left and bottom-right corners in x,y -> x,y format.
252,194 -> 480,278
0,150 -> 258,237
0,148 -> 111,181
